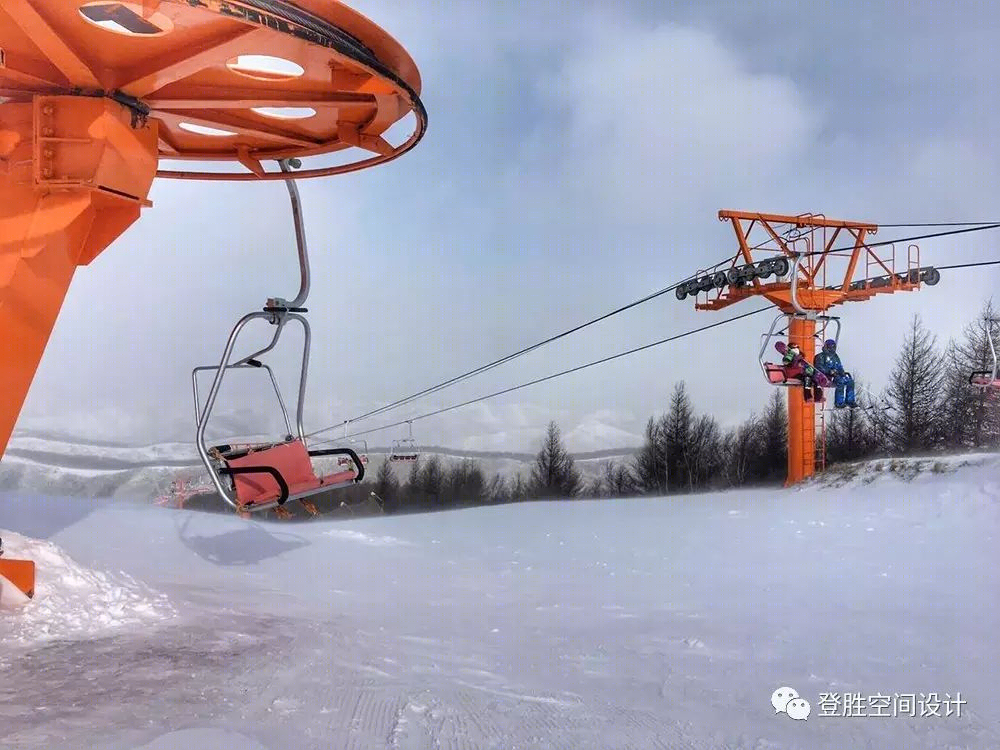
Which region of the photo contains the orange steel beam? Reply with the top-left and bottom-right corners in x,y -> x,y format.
116,27 -> 268,95
719,209 -> 878,231
4,0 -> 101,88
786,317 -> 816,485
0,63 -> 66,90
145,91 -> 376,109
0,97 -> 159,458
151,108 -> 323,150
840,228 -> 866,292
727,218 -> 763,294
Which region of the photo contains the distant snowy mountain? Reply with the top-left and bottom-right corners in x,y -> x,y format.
565,423 -> 641,454
5,430 -> 1000,505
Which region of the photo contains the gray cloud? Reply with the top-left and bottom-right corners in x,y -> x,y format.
16,0 -> 1000,452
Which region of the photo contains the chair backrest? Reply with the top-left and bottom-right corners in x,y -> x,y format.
765,365 -> 789,384
226,439 -> 318,505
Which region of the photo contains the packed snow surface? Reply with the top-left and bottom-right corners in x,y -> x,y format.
1,457 -> 998,749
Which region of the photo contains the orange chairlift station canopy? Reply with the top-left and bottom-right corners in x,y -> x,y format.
682,210 -> 938,486
0,0 -> 427,466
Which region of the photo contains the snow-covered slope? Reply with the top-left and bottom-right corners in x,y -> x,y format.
1,457 -> 998,748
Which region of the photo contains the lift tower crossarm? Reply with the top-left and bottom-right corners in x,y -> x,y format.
718,210 -> 879,232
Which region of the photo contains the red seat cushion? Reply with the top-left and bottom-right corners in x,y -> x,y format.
226,440 -> 319,506
225,441 -> 360,506
318,469 -> 357,486
765,363 -> 803,384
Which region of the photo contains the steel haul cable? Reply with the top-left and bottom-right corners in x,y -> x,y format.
303,253 -> 738,439
317,254 -> 1000,445
321,304 -> 776,443
307,224 -> 1000,441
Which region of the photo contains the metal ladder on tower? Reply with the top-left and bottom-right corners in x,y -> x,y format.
815,407 -> 827,473
795,396 -> 827,481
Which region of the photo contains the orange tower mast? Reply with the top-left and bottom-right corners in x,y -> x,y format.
0,0 -> 425,598
679,211 -> 939,485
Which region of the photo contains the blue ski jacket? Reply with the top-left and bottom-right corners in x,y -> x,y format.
814,350 -> 844,376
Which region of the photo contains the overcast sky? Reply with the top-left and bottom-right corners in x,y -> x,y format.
17,0 -> 1000,452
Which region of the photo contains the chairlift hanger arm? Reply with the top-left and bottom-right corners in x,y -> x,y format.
192,361 -> 293,438
989,323 -> 998,381
233,318 -> 288,367
279,159 -> 310,310
192,158 -> 368,514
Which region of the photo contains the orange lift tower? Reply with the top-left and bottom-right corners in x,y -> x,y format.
676,211 -> 940,486
0,1 -> 425,599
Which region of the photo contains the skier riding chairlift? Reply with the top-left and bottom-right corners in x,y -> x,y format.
337,431 -> 369,467
390,438 -> 419,462
773,341 -> 829,402
814,339 -> 857,409
338,452 -> 369,467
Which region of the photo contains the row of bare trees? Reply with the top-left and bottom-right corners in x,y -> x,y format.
590,302 -> 1000,497
588,385 -> 788,497
371,421 -> 583,513
826,304 -> 1000,461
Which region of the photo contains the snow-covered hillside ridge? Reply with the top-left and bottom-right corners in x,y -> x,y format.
807,453 -> 1000,488
0,430 -> 633,498
4,429 -> 999,500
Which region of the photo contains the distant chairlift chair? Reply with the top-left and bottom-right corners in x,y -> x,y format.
389,421 -> 420,462
969,319 -> 1000,391
337,430 -> 369,468
192,159 -> 364,516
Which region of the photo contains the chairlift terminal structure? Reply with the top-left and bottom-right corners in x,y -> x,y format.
681,211 -> 941,485
0,0 -> 426,596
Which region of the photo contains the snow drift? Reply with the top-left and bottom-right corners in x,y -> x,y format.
0,530 -> 174,646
